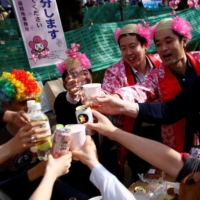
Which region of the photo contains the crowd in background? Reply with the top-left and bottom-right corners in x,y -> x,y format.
82,0 -> 169,7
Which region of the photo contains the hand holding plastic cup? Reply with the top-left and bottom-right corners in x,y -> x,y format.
66,124 -> 86,160
82,83 -> 101,109
67,66 -> 86,88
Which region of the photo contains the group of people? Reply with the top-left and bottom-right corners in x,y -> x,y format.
1,14 -> 200,199
83,0 -> 104,7
54,14 -> 200,198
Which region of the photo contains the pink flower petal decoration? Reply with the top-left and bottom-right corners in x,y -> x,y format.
56,61 -> 66,74
172,16 -> 192,40
114,28 -> 121,43
150,23 -> 158,40
137,24 -> 151,48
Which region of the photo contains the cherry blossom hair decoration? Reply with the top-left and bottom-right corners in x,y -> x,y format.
150,16 -> 192,41
56,43 -> 91,74
114,23 -> 152,48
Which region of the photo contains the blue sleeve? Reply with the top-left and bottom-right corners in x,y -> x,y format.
0,171 -> 30,198
137,76 -> 200,124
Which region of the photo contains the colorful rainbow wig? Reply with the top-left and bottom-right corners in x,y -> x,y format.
0,69 -> 41,108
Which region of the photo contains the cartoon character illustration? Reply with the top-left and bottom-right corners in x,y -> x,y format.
29,36 -> 49,57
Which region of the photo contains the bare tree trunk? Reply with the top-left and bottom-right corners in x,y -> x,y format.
176,0 -> 188,11
56,0 -> 84,32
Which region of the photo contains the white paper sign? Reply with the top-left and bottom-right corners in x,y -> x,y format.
12,0 -> 67,68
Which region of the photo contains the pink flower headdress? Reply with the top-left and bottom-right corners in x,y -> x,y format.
150,16 -> 192,40
56,43 -> 91,74
114,22 -> 152,48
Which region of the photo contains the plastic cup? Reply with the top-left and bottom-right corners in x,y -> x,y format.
82,83 -> 101,108
67,66 -> 85,87
68,124 -> 86,151
67,124 -> 86,161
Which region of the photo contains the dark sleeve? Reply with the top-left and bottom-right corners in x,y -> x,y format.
54,92 -> 81,125
0,110 -> 6,128
0,171 -> 30,198
137,76 -> 200,124
0,110 -> 5,122
176,156 -> 200,182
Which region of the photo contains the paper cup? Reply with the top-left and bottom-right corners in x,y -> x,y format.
82,83 -> 101,97
68,124 -> 86,151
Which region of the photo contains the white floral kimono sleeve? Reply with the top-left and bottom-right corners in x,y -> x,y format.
102,59 -> 128,94
115,67 -> 163,103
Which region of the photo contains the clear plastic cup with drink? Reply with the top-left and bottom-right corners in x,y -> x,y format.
67,66 -> 86,88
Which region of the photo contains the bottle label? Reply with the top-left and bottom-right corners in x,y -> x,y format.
30,119 -> 51,136
37,136 -> 52,150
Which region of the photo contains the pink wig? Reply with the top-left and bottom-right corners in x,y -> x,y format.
137,24 -> 151,48
114,24 -> 152,48
56,61 -> 66,74
78,53 -> 91,70
114,28 -> 122,43
150,16 -> 192,40
172,16 -> 192,40
150,23 -> 158,40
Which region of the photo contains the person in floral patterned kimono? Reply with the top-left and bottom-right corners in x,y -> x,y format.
114,16 -> 200,170
102,23 -> 163,181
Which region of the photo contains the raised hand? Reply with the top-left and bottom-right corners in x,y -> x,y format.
95,94 -> 125,115
72,135 -> 99,170
3,110 -> 30,127
7,122 -> 49,155
46,153 -> 72,178
85,110 -> 116,139
12,111 -> 30,127
63,75 -> 85,99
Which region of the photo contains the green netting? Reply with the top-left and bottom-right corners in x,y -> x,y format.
83,3 -> 172,25
1,8 -> 200,82
0,19 -> 19,41
66,7 -> 200,72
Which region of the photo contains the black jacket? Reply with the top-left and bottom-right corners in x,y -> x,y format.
137,76 -> 200,152
54,91 -> 81,126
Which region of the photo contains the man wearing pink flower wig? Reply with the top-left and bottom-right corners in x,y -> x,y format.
55,43 -> 92,126
102,23 -> 163,181
113,16 -> 200,175
54,44 -> 120,197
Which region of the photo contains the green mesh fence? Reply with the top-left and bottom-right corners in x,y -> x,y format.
83,3 -> 172,25
66,7 -> 200,72
0,19 -> 19,41
1,8 -> 200,82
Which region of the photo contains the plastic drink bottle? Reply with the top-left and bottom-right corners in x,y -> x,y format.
27,100 -> 36,118
30,102 -> 52,161
27,100 -> 37,153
